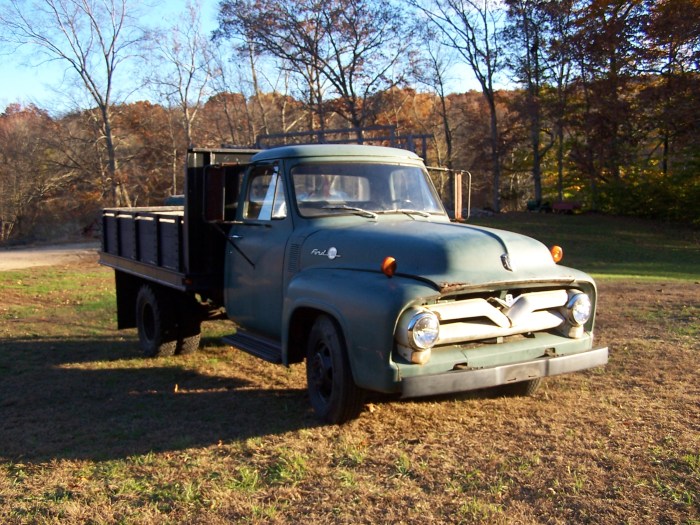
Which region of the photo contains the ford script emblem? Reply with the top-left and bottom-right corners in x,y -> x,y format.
311,247 -> 340,260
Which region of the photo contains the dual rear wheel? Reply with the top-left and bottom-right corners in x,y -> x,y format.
135,284 -> 201,358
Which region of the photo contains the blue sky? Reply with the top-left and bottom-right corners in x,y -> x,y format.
0,0 -> 220,112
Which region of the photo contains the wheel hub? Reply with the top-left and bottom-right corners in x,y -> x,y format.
311,344 -> 333,402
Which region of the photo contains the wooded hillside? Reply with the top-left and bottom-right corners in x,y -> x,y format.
0,0 -> 698,243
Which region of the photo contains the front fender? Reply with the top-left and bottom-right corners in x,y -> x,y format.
283,268 -> 438,392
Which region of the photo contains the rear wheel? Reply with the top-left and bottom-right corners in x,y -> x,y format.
306,315 -> 364,424
177,320 -> 201,354
136,284 -> 178,357
176,294 -> 202,355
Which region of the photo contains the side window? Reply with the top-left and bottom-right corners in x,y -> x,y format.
243,165 -> 287,221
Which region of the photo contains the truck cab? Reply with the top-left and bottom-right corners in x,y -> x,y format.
100,144 -> 608,423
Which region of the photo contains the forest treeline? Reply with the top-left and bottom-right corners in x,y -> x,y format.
0,0 -> 698,243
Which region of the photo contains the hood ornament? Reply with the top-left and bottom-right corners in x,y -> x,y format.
500,253 -> 514,272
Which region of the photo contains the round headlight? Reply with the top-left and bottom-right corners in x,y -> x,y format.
408,311 -> 440,349
567,293 -> 591,326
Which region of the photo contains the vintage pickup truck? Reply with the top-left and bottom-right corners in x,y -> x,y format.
100,145 -> 608,423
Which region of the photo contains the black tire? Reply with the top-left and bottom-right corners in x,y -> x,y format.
498,378 -> 542,397
177,320 -> 201,355
176,294 -> 202,355
136,284 -> 178,358
306,315 -> 364,424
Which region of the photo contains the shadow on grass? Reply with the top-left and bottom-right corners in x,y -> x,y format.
0,336 -> 315,462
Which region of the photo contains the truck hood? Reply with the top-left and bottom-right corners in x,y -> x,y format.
296,219 -> 589,292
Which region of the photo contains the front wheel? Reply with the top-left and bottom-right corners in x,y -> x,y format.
306,315 -> 364,424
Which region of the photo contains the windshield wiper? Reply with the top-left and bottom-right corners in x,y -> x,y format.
376,209 -> 431,218
322,205 -> 378,219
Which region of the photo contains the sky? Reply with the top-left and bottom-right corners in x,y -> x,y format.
0,0 -> 220,112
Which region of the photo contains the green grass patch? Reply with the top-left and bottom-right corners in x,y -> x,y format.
471,212 -> 700,281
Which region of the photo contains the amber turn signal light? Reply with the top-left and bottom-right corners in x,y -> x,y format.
550,245 -> 563,263
382,256 -> 397,277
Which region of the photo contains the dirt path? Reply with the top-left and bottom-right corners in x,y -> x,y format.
0,242 -> 99,271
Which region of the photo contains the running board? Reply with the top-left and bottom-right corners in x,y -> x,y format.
222,331 -> 283,364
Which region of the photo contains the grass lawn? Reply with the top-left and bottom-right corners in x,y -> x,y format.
0,213 -> 698,524
471,212 -> 700,281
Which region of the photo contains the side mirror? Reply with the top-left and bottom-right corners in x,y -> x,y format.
427,166 -> 472,222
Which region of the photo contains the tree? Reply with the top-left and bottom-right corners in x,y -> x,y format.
145,0 -> 214,192
208,40 -> 268,145
0,0 -> 146,206
409,0 -> 508,211
115,101 -> 177,203
543,0 -> 576,201
504,0 -> 554,204
148,0 -> 213,149
567,0 -> 646,208
414,27 -> 457,170
217,0 -> 414,137
642,0 -> 700,177
0,105 -> 63,240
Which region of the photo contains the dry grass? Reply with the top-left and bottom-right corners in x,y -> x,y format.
1,256 -> 698,524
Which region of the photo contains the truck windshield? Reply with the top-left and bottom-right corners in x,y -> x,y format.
292,162 -> 446,218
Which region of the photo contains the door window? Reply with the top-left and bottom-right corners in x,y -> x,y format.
243,165 -> 287,220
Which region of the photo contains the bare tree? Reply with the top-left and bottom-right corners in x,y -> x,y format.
145,0 -> 213,191
0,0 -> 145,206
409,0 -> 507,211
414,27 -> 457,169
148,0 -> 213,148
217,0 -> 414,138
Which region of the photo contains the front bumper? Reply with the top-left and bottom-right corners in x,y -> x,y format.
401,346 -> 608,398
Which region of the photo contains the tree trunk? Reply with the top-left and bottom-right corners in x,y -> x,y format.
556,122 -> 564,202
531,107 -> 542,203
487,96 -> 501,212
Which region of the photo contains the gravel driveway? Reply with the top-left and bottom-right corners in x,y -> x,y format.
0,242 -> 99,271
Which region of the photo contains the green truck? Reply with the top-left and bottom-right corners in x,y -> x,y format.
100,145 -> 608,423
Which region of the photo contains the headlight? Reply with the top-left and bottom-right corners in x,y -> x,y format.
566,293 -> 591,326
407,311 -> 440,349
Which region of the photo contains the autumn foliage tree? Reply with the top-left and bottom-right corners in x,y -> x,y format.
0,0 -> 146,207
0,105 -> 70,240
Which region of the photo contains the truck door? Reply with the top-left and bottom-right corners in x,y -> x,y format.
224,163 -> 293,338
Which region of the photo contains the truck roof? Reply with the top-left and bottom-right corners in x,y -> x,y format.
251,144 -> 423,163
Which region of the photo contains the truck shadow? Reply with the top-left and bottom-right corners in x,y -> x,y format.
0,336 -> 315,462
